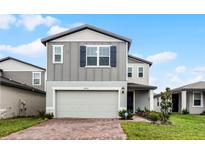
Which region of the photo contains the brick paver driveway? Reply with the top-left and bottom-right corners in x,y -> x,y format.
1,118 -> 126,140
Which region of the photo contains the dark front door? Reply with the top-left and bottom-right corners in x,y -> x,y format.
172,94 -> 179,112
127,91 -> 134,113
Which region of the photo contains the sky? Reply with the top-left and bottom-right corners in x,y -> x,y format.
0,14 -> 205,93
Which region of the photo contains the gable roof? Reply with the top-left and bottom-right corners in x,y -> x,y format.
128,54 -> 152,66
0,76 -> 45,94
0,57 -> 46,71
41,24 -> 132,48
154,81 -> 205,97
172,81 -> 205,92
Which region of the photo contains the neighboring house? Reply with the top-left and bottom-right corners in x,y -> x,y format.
41,24 -> 157,118
0,57 -> 46,118
154,81 -> 205,114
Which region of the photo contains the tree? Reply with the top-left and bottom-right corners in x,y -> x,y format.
160,87 -> 172,124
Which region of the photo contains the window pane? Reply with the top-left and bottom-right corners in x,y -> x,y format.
34,79 -> 40,84
99,47 -> 109,56
139,67 -> 143,77
128,73 -> 132,77
87,47 -> 97,56
128,67 -> 132,73
194,93 -> 201,100
99,57 -> 109,66
194,100 -> 201,106
87,57 -> 97,65
55,47 -> 61,54
55,55 -> 61,62
34,73 -> 40,78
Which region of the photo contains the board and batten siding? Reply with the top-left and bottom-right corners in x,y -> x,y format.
47,42 -> 127,81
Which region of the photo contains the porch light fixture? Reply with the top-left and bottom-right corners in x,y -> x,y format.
121,87 -> 125,94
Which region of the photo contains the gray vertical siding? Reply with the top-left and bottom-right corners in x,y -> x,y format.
47,42 -> 127,81
3,71 -> 45,91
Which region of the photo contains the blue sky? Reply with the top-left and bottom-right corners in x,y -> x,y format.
0,14 -> 205,92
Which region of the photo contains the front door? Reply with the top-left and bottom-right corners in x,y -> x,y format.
127,91 -> 134,113
172,94 -> 179,112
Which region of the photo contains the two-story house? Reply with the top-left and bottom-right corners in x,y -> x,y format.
0,57 -> 46,118
41,24 -> 157,118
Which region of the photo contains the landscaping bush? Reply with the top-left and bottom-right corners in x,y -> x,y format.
147,112 -> 161,123
182,109 -> 189,115
38,111 -> 54,119
160,88 -> 172,124
200,111 -> 205,115
119,109 -> 133,120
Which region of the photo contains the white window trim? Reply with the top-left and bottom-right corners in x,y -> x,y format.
128,66 -> 133,78
138,66 -> 144,78
52,45 -> 64,64
85,45 -> 111,67
32,72 -> 41,86
193,91 -> 203,107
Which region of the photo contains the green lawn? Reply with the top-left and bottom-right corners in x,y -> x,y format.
121,114 -> 205,140
0,117 -> 45,138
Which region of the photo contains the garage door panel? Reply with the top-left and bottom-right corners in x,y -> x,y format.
56,90 -> 118,118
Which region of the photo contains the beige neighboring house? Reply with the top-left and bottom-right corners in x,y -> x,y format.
41,24 -> 157,118
0,57 -> 46,118
154,81 -> 205,114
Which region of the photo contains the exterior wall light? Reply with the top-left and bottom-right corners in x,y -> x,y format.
121,87 -> 125,94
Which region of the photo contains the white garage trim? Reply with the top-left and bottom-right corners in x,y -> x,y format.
50,87 -> 121,117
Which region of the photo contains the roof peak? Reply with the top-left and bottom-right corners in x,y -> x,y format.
0,56 -> 45,71
128,54 -> 152,66
41,24 -> 132,48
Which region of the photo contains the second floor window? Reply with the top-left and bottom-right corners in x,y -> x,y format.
138,67 -> 143,78
128,67 -> 132,77
86,45 -> 110,67
53,45 -> 63,63
32,72 -> 41,86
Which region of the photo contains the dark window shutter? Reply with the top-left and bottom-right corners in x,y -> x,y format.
110,46 -> 117,67
80,46 -> 86,67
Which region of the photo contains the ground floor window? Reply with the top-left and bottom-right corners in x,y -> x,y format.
193,92 -> 202,107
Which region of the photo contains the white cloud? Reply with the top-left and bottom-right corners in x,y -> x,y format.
47,22 -> 84,35
17,15 -> 58,31
146,51 -> 177,64
47,25 -> 67,35
0,39 -> 44,56
193,66 -> 205,73
176,65 -> 187,73
0,15 -> 16,30
187,75 -> 203,83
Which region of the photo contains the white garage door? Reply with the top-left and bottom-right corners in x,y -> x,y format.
56,90 -> 118,118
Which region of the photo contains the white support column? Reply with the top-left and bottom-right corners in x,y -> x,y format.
181,91 -> 187,112
149,90 -> 154,111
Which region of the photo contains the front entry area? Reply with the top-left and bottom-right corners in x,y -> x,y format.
127,91 -> 134,113
56,90 -> 118,118
172,93 -> 179,112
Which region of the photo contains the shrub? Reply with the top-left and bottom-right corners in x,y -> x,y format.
45,113 -> 54,119
200,111 -> 205,115
182,109 -> 189,115
160,87 -> 172,124
38,111 -> 54,119
144,107 -> 150,112
147,112 -> 161,123
38,111 -> 46,118
119,109 -> 133,120
136,107 -> 144,113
